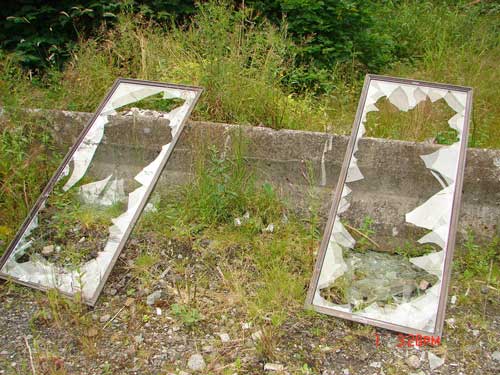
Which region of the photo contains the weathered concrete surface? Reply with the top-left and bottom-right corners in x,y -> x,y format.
20,109 -> 500,240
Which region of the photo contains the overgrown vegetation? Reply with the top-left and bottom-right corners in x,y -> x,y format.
0,1 -> 498,146
365,97 -> 458,143
0,127 -> 498,373
132,134 -> 316,327
0,110 -> 60,253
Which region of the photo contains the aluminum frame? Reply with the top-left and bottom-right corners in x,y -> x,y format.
0,78 -> 203,305
305,74 -> 473,336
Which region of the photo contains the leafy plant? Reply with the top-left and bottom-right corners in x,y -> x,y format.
170,303 -> 202,327
456,232 -> 499,282
0,1 -> 121,69
0,1 -> 197,71
248,0 -> 395,80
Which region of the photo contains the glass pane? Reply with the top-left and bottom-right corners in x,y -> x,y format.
310,77 -> 470,334
0,80 -> 201,303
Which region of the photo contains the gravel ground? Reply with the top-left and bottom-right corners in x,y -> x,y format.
0,235 -> 499,375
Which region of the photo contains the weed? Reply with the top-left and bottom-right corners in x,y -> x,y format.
170,303 -> 202,328
394,241 -> 437,259
132,253 -> 160,287
255,326 -> 279,362
455,232 -> 499,283
181,130 -> 284,231
0,110 -> 60,256
31,290 -> 98,359
350,216 -> 376,253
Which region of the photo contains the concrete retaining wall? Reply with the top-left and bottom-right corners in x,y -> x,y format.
31,110 -> 500,241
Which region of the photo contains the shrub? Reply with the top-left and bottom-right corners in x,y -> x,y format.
248,1 -> 395,81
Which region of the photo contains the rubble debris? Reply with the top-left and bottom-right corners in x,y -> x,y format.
428,352 -> 445,370
264,363 -> 284,372
146,290 -> 162,306
187,353 -> 206,371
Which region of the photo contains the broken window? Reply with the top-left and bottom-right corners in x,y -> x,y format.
0,79 -> 202,305
306,75 -> 472,336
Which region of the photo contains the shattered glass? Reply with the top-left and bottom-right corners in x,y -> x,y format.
0,80 -> 202,304
310,76 -> 471,334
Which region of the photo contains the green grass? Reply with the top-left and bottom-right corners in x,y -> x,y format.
379,1 -> 500,148
0,109 -> 60,255
0,2 -> 329,131
455,232 -> 499,283
132,131 -> 316,327
1,1 -> 496,147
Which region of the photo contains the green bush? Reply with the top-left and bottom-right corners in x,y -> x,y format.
0,1 -> 119,69
1,1 -> 394,80
248,0 -> 394,87
0,0 -> 196,70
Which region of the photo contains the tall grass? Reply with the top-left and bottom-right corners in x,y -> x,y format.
0,2 -> 330,131
379,1 -> 500,148
1,2 -> 497,146
0,111 -> 59,254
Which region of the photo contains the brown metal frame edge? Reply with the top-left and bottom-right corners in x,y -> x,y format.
304,74 -> 473,337
0,78 -> 204,306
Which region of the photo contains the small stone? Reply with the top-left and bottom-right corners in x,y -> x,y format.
107,288 -> 117,296
234,217 -> 242,226
243,211 -> 250,220
1,350 -> 9,355
264,223 -> 274,233
86,328 -> 98,337
78,237 -> 86,243
99,314 -> 111,323
252,330 -> 263,341
55,245 -> 62,253
480,285 -> 489,294
369,361 -> 381,368
242,322 -> 252,330
406,354 -> 421,369
450,295 -> 457,304
134,335 -> 144,344
156,307 -> 162,316
419,279 -> 430,290
202,345 -> 214,353
146,290 -> 162,305
42,245 -> 54,256
342,369 -> 350,375
472,329 -> 480,337
219,333 -> 230,343
428,352 -> 444,370
491,351 -> 500,362
264,363 -> 284,371
187,353 -> 206,371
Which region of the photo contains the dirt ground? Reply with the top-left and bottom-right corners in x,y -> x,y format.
0,233 -> 499,375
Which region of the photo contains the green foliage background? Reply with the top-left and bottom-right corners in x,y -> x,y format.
0,0 -> 397,76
